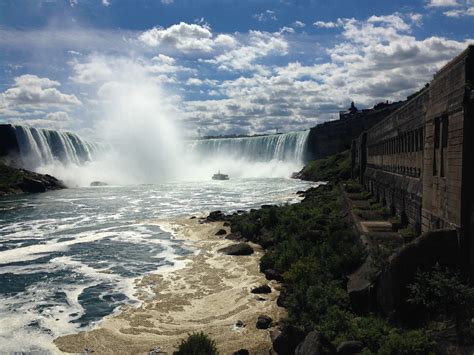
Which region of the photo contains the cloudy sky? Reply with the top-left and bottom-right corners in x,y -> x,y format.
0,0 -> 473,137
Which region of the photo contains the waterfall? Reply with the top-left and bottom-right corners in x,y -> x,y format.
188,131 -> 310,164
13,125 -> 96,170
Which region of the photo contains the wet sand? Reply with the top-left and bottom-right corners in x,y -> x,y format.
54,219 -> 285,354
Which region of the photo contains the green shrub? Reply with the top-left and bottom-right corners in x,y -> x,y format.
173,332 -> 219,355
407,264 -> 474,325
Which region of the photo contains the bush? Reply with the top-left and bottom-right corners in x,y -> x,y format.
407,264 -> 474,325
173,332 -> 219,355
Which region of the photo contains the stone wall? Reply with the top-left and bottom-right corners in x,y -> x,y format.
353,45 -> 474,274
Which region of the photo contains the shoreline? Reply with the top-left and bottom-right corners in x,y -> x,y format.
54,219 -> 286,354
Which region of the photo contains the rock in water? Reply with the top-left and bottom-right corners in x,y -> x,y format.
256,315 -> 272,329
218,243 -> 254,255
251,285 -> 272,294
0,162 -> 65,196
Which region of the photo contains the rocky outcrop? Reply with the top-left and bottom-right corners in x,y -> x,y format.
0,162 -> 65,196
218,243 -> 254,255
376,229 -> 461,318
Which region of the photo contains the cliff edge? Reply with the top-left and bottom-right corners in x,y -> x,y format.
0,162 -> 65,196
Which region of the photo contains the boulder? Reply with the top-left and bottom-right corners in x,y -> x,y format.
215,229 -> 227,236
234,320 -> 246,328
207,210 -> 227,222
223,222 -> 231,227
20,177 -> 46,193
263,269 -> 283,282
337,341 -> 364,354
295,331 -> 336,355
376,229 -> 461,318
272,326 -> 305,355
218,243 -> 254,256
251,285 -> 271,294
256,315 -> 272,329
233,350 -> 249,355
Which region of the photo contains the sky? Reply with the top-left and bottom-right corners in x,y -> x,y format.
0,0 -> 473,138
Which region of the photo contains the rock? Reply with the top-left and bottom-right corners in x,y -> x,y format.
223,222 -> 231,227
189,216 -> 196,219
233,350 -> 249,355
251,285 -> 271,294
90,181 -> 108,187
0,162 -> 65,196
272,326 -> 305,355
215,229 -> 227,236
256,315 -> 272,329
218,243 -> 254,256
295,331 -> 336,355
20,177 -> 46,193
235,320 -> 246,328
225,233 -> 245,241
256,296 -> 266,301
207,210 -> 227,222
337,341 -> 364,354
376,229 -> 461,318
263,269 -> 283,282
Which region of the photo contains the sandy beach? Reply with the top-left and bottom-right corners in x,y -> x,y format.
54,218 -> 286,354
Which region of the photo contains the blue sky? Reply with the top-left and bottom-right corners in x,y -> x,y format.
0,0 -> 473,137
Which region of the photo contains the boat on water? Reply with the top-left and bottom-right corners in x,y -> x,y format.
212,170 -> 229,180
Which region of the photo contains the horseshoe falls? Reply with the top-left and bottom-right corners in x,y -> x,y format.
7,125 -> 310,184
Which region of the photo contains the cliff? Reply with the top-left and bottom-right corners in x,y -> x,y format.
0,162 -> 65,196
305,102 -> 403,162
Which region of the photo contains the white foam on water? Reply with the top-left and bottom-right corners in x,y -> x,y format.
0,231 -> 117,265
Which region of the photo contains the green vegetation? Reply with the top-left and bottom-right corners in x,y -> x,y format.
229,151 -> 454,353
173,332 -> 219,355
408,264 -> 474,336
296,150 -> 351,182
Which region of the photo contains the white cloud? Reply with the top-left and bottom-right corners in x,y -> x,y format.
314,20 -> 343,28
102,0 -> 110,6
205,31 -> 288,73
161,0 -> 174,4
426,0 -> 459,7
2,74 -> 81,107
293,21 -> 306,28
139,22 -> 236,54
253,10 -> 277,22
444,6 -> 474,16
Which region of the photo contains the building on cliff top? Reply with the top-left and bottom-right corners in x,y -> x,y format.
352,45 -> 474,275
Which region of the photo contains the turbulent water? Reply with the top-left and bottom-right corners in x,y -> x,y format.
0,178 -> 314,353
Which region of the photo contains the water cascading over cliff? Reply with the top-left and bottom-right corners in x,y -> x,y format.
185,131 -> 310,179
12,125 -> 96,170
7,124 -> 309,184
188,131 -> 309,163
